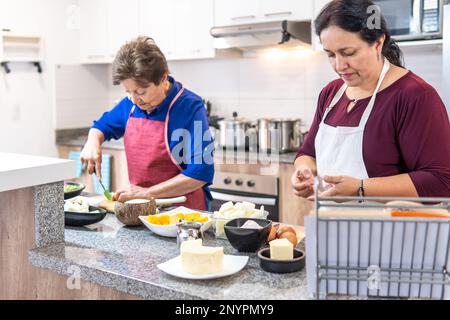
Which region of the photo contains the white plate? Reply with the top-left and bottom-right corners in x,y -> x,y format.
139,206 -> 211,238
157,254 -> 249,280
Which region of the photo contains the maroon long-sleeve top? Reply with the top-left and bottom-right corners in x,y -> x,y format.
297,71 -> 450,197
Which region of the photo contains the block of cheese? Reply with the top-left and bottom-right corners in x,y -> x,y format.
270,238 -> 294,260
180,239 -> 224,275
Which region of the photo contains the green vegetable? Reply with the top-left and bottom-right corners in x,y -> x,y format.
64,184 -> 80,193
104,190 -> 113,201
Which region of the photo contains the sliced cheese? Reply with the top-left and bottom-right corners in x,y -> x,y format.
180,239 -> 224,275
270,238 -> 294,260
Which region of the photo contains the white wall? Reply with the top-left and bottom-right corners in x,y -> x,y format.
0,0 -> 80,157
167,45 -> 444,128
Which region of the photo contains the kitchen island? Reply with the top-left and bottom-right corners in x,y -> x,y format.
0,152 -> 136,299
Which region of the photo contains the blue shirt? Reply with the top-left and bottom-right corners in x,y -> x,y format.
92,76 -> 214,200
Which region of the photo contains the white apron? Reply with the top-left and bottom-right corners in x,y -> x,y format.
315,58 -> 390,180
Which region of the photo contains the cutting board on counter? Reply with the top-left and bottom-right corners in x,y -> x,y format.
98,199 -> 116,213
89,195 -> 188,213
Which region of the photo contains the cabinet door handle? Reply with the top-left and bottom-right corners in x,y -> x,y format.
231,15 -> 256,21
264,11 -> 292,17
87,55 -> 106,59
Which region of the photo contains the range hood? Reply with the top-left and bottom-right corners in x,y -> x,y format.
210,20 -> 312,50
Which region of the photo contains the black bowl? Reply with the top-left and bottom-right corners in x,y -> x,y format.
258,247 -> 305,273
64,182 -> 86,200
224,218 -> 272,252
65,206 -> 107,226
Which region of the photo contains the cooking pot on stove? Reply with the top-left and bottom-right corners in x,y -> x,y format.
258,118 -> 303,153
218,112 -> 251,150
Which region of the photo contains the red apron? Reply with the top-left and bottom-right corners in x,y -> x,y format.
123,84 -> 206,210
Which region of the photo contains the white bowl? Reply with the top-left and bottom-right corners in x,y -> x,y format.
139,206 -> 211,238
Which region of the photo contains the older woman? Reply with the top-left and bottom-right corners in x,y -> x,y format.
292,0 -> 450,199
81,36 -> 213,209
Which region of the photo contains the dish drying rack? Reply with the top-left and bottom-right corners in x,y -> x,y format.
305,186 -> 450,300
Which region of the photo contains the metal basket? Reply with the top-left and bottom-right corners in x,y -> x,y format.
305,182 -> 450,300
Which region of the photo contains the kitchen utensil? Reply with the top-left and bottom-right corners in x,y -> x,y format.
98,199 -> 116,213
94,168 -> 112,200
269,118 -> 303,153
217,112 -> 251,150
224,218 -> 272,252
258,247 -> 305,273
257,118 -> 272,153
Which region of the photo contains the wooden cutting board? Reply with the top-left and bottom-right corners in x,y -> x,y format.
87,195 -> 116,213
98,199 -> 117,213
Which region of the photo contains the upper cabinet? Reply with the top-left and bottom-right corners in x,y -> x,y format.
80,0 -> 215,63
214,0 -> 313,26
311,0 -> 331,51
172,0 -> 215,60
79,0 -> 109,63
107,0 -> 140,58
260,0 -> 313,22
80,0 -> 139,63
139,0 -> 176,59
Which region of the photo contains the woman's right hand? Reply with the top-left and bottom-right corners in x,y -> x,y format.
80,140 -> 103,180
291,166 -> 315,198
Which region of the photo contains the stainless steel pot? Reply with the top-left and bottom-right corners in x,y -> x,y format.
218,116 -> 251,150
258,118 -> 303,153
257,118 -> 272,153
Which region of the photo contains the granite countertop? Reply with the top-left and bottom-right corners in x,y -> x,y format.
29,214 -> 311,300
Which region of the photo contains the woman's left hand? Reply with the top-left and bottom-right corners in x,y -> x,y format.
114,185 -> 152,202
308,175 -> 360,199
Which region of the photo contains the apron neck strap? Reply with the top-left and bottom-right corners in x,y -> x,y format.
358,57 -> 390,127
320,57 -> 390,127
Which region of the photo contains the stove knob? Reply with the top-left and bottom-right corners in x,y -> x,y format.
224,177 -> 232,185
235,179 -> 243,186
247,180 -> 255,187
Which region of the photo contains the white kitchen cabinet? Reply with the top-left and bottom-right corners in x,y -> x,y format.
214,0 -> 260,26
172,0 -> 215,60
260,0 -> 312,22
311,0 -> 331,51
80,0 -> 139,63
140,0 -> 214,61
214,0 -> 312,26
80,0 -> 109,63
107,0 -> 140,59
139,0 -> 176,59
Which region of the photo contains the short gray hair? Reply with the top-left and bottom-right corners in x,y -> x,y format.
112,36 -> 169,86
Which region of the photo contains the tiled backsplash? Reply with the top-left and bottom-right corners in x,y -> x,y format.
56,45 -> 444,130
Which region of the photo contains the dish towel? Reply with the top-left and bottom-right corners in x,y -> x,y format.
93,154 -> 112,194
68,151 -> 84,178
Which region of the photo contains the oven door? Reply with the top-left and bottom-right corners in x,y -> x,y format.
210,189 -> 279,222
373,0 -> 443,40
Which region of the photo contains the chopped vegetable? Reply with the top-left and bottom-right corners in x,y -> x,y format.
104,190 -> 113,201
64,184 -> 80,193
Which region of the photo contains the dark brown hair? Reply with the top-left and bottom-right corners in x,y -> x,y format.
112,36 -> 169,86
314,0 -> 404,67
